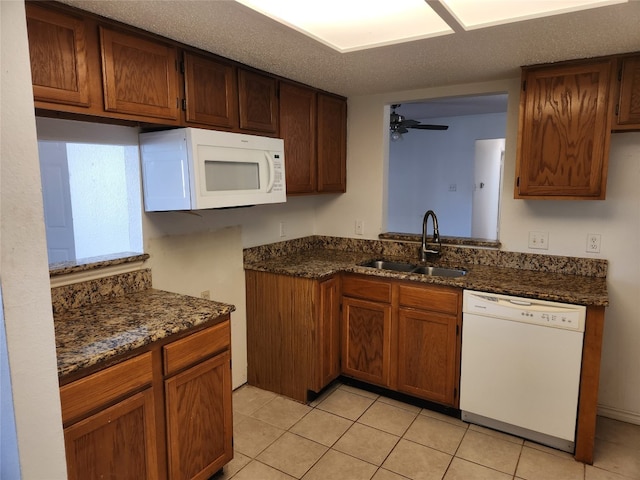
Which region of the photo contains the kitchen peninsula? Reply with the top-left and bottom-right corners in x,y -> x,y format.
51,255 -> 235,480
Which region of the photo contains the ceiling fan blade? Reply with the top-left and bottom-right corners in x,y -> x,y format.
409,124 -> 449,130
399,119 -> 420,128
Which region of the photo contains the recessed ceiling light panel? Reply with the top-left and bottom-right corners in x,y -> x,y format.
235,0 -> 453,52
441,0 -> 629,30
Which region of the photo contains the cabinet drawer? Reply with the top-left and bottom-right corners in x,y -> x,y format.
163,320 -> 230,376
398,284 -> 460,315
60,351 -> 153,424
342,275 -> 391,303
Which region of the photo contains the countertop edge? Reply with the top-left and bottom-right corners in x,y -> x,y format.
244,255 -> 609,307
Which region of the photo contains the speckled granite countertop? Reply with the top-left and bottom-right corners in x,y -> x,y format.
244,238 -> 608,307
55,288 -> 235,378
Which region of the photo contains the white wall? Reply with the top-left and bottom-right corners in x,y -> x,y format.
316,79 -> 640,424
1,1 -> 68,478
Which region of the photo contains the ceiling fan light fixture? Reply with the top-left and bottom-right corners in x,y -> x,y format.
390,130 -> 402,141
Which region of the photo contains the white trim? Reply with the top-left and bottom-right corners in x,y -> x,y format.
598,404 -> 640,426
49,261 -> 146,288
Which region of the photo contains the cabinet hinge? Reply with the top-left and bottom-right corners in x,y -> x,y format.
230,359 -> 233,370
618,68 -> 623,82
522,80 -> 526,91
180,60 -> 185,74
454,387 -> 458,398
231,436 -> 234,448
516,176 -> 520,187
182,98 -> 187,111
456,325 -> 459,335
339,303 -> 343,313
615,103 -> 619,116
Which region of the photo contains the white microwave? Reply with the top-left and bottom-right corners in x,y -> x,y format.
139,128 -> 286,211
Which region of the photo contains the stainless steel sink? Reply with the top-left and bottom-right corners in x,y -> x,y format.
360,260 -> 467,277
411,266 -> 467,277
360,260 -> 416,272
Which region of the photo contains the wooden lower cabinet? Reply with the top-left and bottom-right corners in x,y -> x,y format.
341,296 -> 392,387
165,351 -> 232,480
245,271 -> 340,402
316,276 -> 342,391
396,308 -> 459,405
395,283 -> 461,406
341,275 -> 462,407
64,388 -> 159,480
60,318 -> 232,480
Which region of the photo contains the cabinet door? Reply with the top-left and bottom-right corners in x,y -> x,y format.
279,82 -> 317,194
165,351 -> 233,480
26,3 -> 90,107
516,60 -> 614,199
99,26 -> 179,120
183,52 -> 238,128
64,388 -> 159,480
238,69 -> 278,133
342,296 -> 391,387
396,308 -> 459,406
315,276 -> 341,391
616,55 -> 640,128
317,93 -> 347,193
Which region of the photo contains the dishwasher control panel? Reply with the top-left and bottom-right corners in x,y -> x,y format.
463,290 -> 586,332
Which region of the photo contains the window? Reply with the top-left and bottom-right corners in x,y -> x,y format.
36,118 -> 143,265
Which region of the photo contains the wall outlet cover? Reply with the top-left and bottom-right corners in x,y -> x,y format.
528,231 -> 549,250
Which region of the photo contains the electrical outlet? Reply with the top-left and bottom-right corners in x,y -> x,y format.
586,233 -> 601,253
528,231 -> 549,250
279,222 -> 286,238
200,290 -> 210,300
355,219 -> 364,235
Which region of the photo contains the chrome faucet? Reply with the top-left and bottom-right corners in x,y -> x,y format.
420,210 -> 441,262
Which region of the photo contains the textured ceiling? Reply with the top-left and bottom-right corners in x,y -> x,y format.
60,0 -> 640,98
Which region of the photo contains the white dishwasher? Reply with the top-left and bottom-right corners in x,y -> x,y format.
460,290 -> 586,452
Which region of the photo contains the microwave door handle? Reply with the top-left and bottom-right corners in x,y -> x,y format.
264,152 -> 275,193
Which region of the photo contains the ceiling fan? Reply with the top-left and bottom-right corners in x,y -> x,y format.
389,104 -> 448,141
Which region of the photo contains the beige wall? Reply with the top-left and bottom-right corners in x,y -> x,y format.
142,196 -> 326,388
1,1 -> 68,477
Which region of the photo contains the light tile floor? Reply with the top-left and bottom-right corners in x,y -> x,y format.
217,383 -> 640,480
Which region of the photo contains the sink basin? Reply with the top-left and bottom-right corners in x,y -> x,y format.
360,260 -> 416,272
411,266 -> 467,277
360,260 -> 467,277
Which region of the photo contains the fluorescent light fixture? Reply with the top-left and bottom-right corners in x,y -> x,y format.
235,0 -> 453,53
236,0 -> 629,52
441,0 -> 629,30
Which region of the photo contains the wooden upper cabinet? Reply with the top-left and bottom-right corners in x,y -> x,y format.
614,55 -> 640,129
183,51 -> 238,128
515,59 -> 615,199
238,69 -> 278,133
25,2 -> 90,107
99,26 -> 179,120
279,82 -> 317,194
317,93 -> 347,193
